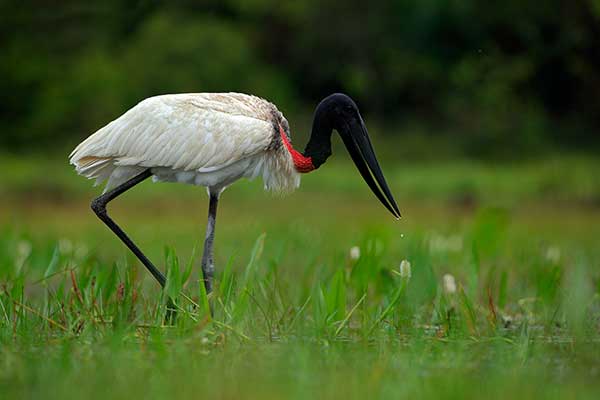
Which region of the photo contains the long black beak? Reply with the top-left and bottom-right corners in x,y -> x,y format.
339,118 -> 401,219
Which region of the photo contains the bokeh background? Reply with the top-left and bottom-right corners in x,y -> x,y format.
3,0 -> 600,158
2,4 -> 600,398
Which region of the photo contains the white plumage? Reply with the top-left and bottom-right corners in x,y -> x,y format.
70,92 -> 300,194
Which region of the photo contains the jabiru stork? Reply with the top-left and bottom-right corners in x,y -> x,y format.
70,93 -> 400,299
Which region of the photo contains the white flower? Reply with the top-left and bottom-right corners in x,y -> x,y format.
501,314 -> 513,327
75,244 -> 89,260
349,246 -> 361,260
429,233 -> 463,253
58,239 -> 73,254
399,260 -> 411,279
443,274 -> 457,294
15,240 -> 32,268
545,246 -> 561,264
17,240 -> 32,258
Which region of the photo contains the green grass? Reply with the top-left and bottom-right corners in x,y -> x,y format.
1,154 -> 600,399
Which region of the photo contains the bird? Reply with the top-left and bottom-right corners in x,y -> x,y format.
70,92 -> 400,303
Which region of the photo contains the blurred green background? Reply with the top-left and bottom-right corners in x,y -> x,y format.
3,0 -> 600,158
2,4 -> 600,399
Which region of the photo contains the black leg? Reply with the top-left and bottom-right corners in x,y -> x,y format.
90,169 -> 176,322
201,192 -> 219,294
91,169 -> 167,286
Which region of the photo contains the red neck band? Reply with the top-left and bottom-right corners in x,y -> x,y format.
279,125 -> 315,173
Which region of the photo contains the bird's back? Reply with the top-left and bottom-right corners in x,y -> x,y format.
70,93 -> 300,193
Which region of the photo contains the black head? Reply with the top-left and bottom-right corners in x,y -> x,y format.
304,93 -> 401,219
324,93 -> 361,121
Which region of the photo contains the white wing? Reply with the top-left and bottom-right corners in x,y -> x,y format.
70,93 -> 279,191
